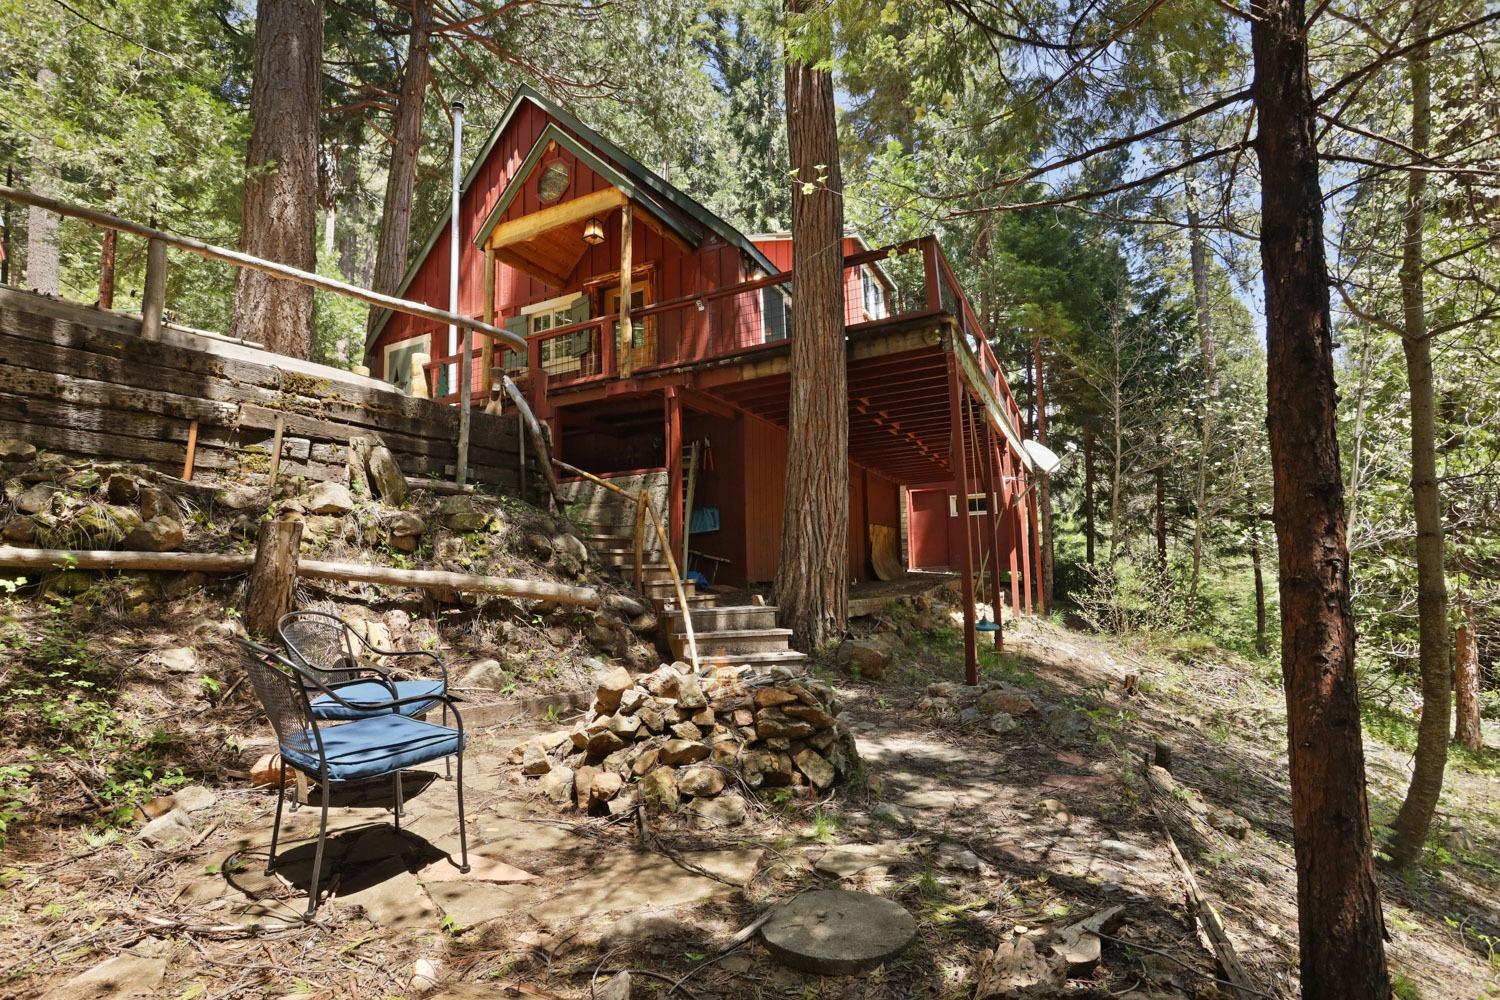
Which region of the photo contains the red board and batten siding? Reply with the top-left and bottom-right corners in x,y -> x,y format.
373,99 -> 750,385
751,236 -> 876,329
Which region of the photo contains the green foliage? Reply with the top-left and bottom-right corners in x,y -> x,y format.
0,603 -> 187,837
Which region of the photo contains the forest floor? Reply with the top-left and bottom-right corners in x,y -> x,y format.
1,600 -> 1497,1000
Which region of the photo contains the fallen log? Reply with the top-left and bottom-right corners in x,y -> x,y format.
0,545 -> 601,607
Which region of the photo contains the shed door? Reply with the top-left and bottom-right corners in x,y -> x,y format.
908,489 -> 951,570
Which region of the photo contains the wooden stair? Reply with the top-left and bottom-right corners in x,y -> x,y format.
576,527 -> 715,612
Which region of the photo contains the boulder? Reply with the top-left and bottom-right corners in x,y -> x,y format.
688,791 -> 748,829
674,674 -> 708,710
596,970 -> 631,1000
14,482 -> 57,514
355,436 -> 406,503
155,647 -> 197,674
2,516 -> 36,543
553,532 -> 590,567
977,686 -> 1037,716
644,664 -> 683,697
638,767 -> 680,812
0,439 -> 36,463
104,473 -> 140,504
387,511 -> 426,551
137,809 -> 196,847
521,742 -> 552,776
987,712 -> 1018,734
659,739 -> 711,766
122,516 -> 184,552
590,771 -> 624,803
437,496 -> 488,532
595,665 -> 636,714
573,765 -> 601,811
540,765 -> 575,806
844,639 -> 891,679
524,532 -> 554,560
304,481 -> 354,515
136,487 -> 174,521
459,658 -> 509,689
677,765 -> 725,798
793,748 -> 835,790
755,708 -> 816,741
754,687 -> 800,708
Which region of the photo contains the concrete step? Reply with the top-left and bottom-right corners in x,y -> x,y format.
669,627 -> 794,659
662,604 -> 778,632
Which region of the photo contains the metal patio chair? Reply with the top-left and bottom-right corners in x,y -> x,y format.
234,637 -> 470,919
277,609 -> 450,720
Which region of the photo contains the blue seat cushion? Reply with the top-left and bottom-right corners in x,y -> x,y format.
309,679 -> 445,720
281,715 -> 465,782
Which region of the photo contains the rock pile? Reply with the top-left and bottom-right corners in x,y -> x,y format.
513,662 -> 859,828
0,446 -> 188,553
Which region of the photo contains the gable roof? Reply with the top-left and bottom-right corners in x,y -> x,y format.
366,85 -> 778,349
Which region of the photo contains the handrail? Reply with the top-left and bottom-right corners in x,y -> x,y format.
552,457 -> 700,672
0,185 -> 526,353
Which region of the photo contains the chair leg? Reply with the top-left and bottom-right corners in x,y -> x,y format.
265,761 -> 287,876
393,770 -> 404,828
454,748 -> 470,874
443,701 -> 452,780
305,775 -> 331,920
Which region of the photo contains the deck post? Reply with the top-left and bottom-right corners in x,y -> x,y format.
618,202 -> 633,378
1017,458 -> 1034,616
480,247 -> 496,397
946,345 -> 978,685
141,237 -> 167,341
665,387 -> 683,567
1003,446 -> 1022,614
1028,483 -> 1045,616
979,421 -> 1003,649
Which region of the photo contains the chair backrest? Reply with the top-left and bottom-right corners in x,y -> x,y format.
278,610 -> 363,688
235,638 -> 324,763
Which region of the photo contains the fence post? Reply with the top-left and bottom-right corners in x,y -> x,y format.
141,237 -> 167,340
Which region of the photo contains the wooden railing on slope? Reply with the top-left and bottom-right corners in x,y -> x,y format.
551,458 -> 700,673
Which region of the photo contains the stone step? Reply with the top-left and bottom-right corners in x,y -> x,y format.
650,594 -> 717,613
687,648 -> 809,671
662,604 -> 779,632
669,627 -> 794,659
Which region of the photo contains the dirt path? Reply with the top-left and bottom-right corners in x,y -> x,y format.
3,615 -> 1496,999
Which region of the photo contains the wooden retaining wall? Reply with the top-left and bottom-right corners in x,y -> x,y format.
0,286 -> 537,493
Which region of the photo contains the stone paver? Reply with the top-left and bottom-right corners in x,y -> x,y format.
759,889 -> 918,975
525,848 -> 761,926
42,954 -> 166,999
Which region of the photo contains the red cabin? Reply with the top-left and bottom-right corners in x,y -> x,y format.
367,86 -> 1045,655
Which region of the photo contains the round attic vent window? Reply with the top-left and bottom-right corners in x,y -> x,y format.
537,160 -> 569,203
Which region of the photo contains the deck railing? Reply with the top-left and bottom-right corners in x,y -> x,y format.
422,234 -> 1027,452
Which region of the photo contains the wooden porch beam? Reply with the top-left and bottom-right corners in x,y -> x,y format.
487,187 -> 627,251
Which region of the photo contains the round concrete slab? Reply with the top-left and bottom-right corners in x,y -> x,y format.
759,889 -> 918,975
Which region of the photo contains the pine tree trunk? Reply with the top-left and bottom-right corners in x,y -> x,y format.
364,1 -> 432,349
1454,599 -> 1483,752
1387,7 -> 1450,869
229,0 -> 323,358
1083,427 -> 1096,566
1184,152 -> 1217,608
1154,468 -> 1167,570
1251,0 -> 1391,993
98,229 -> 117,309
775,0 -> 848,651
1248,490 -> 1267,656
1034,334 -> 1054,607
26,67 -> 61,296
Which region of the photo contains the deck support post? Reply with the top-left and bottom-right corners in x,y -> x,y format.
1003,447 -> 1022,615
979,420 -> 1003,649
480,247 -> 496,398
141,237 -> 167,341
1029,484 -> 1045,616
618,203 -> 633,378
946,346 -> 978,685
665,387 -> 683,568
1017,457 -> 1034,616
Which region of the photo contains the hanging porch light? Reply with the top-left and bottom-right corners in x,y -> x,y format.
582,216 -> 605,245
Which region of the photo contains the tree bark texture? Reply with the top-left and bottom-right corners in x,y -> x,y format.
1453,599 -> 1482,752
1184,153 -> 1217,607
1388,7 -> 1451,870
1248,490 -> 1268,656
1034,334 -> 1054,607
775,0 -> 848,652
26,67 -> 61,296
230,0 -> 323,358
244,517 -> 303,640
1154,467 -> 1167,570
98,228 -> 117,309
1251,0 -> 1391,994
1083,426 -> 1095,565
364,0 -> 433,348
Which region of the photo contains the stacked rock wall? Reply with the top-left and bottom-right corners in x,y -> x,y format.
515,661 -> 858,827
